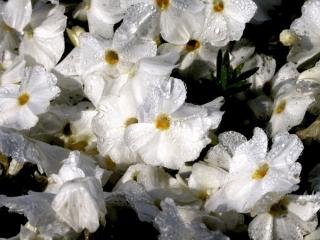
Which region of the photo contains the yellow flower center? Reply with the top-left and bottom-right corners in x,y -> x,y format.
275,100 -> 286,114
252,163 -> 269,180
18,93 -> 30,106
125,117 -> 139,127
155,114 -> 171,131
105,50 -> 119,65
185,39 -> 201,52
213,0 -> 224,12
156,0 -> 170,10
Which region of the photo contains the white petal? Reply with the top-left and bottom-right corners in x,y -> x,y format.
267,131 -> 303,167
232,128 -> 268,167
52,177 -> 106,233
248,213 -> 273,240
287,194 -> 320,222
202,13 -> 228,47
160,5 -> 204,44
2,0 -> 32,32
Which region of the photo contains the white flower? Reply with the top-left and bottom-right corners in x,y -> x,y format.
73,0 -> 124,39
19,3 -> 67,70
114,0 -> 205,46
52,177 -> 106,233
55,33 -> 157,105
201,0 -> 257,47
269,63 -> 315,135
157,25 -> 219,79
205,128 -> 303,213
248,194 -> 320,240
188,162 -> 227,201
93,93 -> 141,169
125,77 -> 224,169
1,0 -> 32,33
0,66 -> 60,130
46,151 -> 110,193
287,0 -> 320,65
0,0 -> 30,50
92,53 -> 179,168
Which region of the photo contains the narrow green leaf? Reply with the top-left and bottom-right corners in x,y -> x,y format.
216,49 -> 223,85
235,67 -> 259,82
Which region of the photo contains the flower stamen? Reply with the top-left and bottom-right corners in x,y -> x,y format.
185,40 -> 201,52
213,0 -> 224,12
105,50 -> 119,65
155,114 -> 171,131
156,0 -> 170,10
18,93 -> 30,106
252,163 -> 269,180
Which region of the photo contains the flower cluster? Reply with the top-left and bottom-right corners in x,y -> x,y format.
0,0 -> 319,239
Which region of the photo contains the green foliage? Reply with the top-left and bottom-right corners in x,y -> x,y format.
215,49 -> 258,96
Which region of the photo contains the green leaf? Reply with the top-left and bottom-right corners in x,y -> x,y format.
234,67 -> 259,82
216,49 -> 223,85
221,50 -> 231,90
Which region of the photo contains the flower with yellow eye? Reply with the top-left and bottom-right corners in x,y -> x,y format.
205,128 -> 303,213
286,0 -> 320,65
269,63 -> 315,136
201,0 -> 257,47
114,0 -> 205,47
249,194 -> 320,240
55,33 -> 157,106
0,66 -> 60,130
125,77 -> 224,169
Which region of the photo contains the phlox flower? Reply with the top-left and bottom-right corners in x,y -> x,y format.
19,2 -> 67,70
46,151 -> 110,193
201,0 -> 257,47
0,0 -> 31,50
114,0 -> 205,46
0,66 -> 60,130
92,53 -> 179,168
286,0 -> 320,65
125,77 -> 224,169
269,63 -> 315,135
55,33 -> 157,105
248,194 -> 320,240
52,177 -> 106,233
73,0 -> 123,39
205,128 -> 303,213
